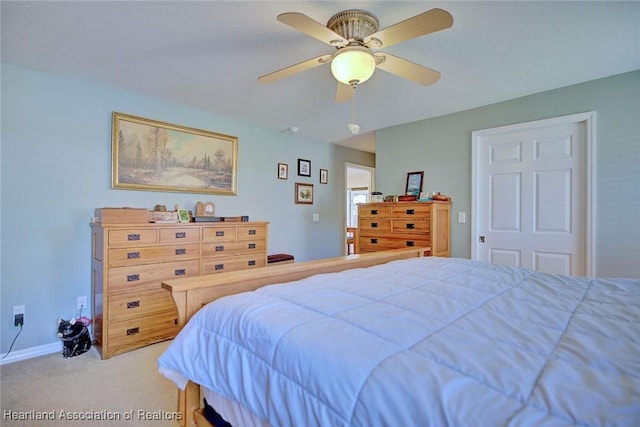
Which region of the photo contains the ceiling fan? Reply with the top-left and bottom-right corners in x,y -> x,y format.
258,8 -> 453,103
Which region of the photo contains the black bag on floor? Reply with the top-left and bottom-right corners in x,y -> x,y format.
57,318 -> 91,358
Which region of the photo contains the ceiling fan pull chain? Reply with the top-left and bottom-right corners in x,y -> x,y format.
348,86 -> 360,135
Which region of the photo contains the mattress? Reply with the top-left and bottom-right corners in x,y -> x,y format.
158,257 -> 640,426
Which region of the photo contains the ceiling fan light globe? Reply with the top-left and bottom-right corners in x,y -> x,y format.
331,46 -> 376,85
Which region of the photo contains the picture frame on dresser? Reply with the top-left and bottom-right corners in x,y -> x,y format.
111,112 -> 238,195
177,209 -> 190,223
405,171 -> 424,195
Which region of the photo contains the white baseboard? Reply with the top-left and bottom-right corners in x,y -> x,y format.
0,341 -> 61,365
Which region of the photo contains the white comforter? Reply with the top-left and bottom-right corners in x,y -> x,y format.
158,257 -> 640,426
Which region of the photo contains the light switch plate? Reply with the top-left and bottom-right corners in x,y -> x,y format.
458,212 -> 466,223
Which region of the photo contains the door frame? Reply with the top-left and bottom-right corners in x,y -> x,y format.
345,163 -> 375,254
471,112 -> 596,276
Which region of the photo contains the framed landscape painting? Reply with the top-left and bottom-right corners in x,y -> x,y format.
111,112 -> 238,195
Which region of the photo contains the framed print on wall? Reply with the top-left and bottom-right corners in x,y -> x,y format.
405,171 -> 424,195
297,158 -> 311,177
278,163 -> 288,180
295,182 -> 314,204
111,112 -> 238,195
320,168 -> 328,184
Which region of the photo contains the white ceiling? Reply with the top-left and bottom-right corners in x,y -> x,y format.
2,1 -> 639,153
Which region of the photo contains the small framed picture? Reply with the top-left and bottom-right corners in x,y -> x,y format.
405,171 -> 424,195
295,182 -> 314,204
297,159 -> 311,177
177,208 -> 190,223
278,163 -> 288,180
319,168 -> 328,184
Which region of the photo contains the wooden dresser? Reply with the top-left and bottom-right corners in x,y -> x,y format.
357,201 -> 451,256
91,221 -> 268,359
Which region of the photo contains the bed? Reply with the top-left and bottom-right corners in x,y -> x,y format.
158,248 -> 640,427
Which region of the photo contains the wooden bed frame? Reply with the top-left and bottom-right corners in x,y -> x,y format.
162,247 -> 427,427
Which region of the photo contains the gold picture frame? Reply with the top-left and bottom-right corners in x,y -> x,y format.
111,112 -> 238,195
295,182 -> 314,204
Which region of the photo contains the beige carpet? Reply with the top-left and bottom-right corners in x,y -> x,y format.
0,340 -> 180,427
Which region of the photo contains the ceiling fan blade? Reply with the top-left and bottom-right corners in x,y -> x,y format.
365,8 -> 453,49
375,52 -> 441,86
335,83 -> 353,103
277,12 -> 347,47
258,54 -> 332,84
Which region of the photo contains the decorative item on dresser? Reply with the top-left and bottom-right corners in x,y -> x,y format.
357,201 -> 450,256
91,214 -> 269,359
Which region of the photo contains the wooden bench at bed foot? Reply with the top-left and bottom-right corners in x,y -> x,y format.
267,253 -> 294,265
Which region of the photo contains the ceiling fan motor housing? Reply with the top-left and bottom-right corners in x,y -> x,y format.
327,10 -> 379,45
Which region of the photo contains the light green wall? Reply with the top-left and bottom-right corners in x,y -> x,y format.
0,63 -> 374,354
376,70 -> 640,278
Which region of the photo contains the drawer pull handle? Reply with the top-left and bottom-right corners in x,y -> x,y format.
406,223 -> 415,229
371,238 -> 378,244
248,260 -> 256,266
406,209 -> 415,215
370,209 -> 378,215
248,243 -> 256,249
248,229 -> 257,235
175,248 -> 186,255
371,222 -> 378,228
406,241 -> 415,247
215,264 -> 224,271
127,234 -> 140,241
216,231 -> 224,237
175,232 -> 186,239
127,252 -> 140,259
127,300 -> 140,309
126,274 -> 140,282
175,269 -> 186,276
126,327 -> 139,336
215,245 -> 224,252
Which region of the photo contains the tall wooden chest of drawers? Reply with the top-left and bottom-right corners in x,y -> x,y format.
357,201 -> 451,257
91,221 -> 268,359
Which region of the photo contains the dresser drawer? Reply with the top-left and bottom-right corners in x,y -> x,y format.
359,235 -> 430,252
392,219 -> 430,233
201,254 -> 266,274
359,218 -> 392,233
237,225 -> 267,240
108,289 -> 176,322
159,228 -> 200,244
202,226 -> 237,242
392,204 -> 432,218
108,229 -> 158,246
106,312 -> 179,357
359,205 -> 392,218
108,259 -> 200,293
202,240 -> 266,257
108,243 -> 200,267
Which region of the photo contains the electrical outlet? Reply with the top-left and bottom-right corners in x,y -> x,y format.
77,296 -> 88,310
13,305 -> 25,327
